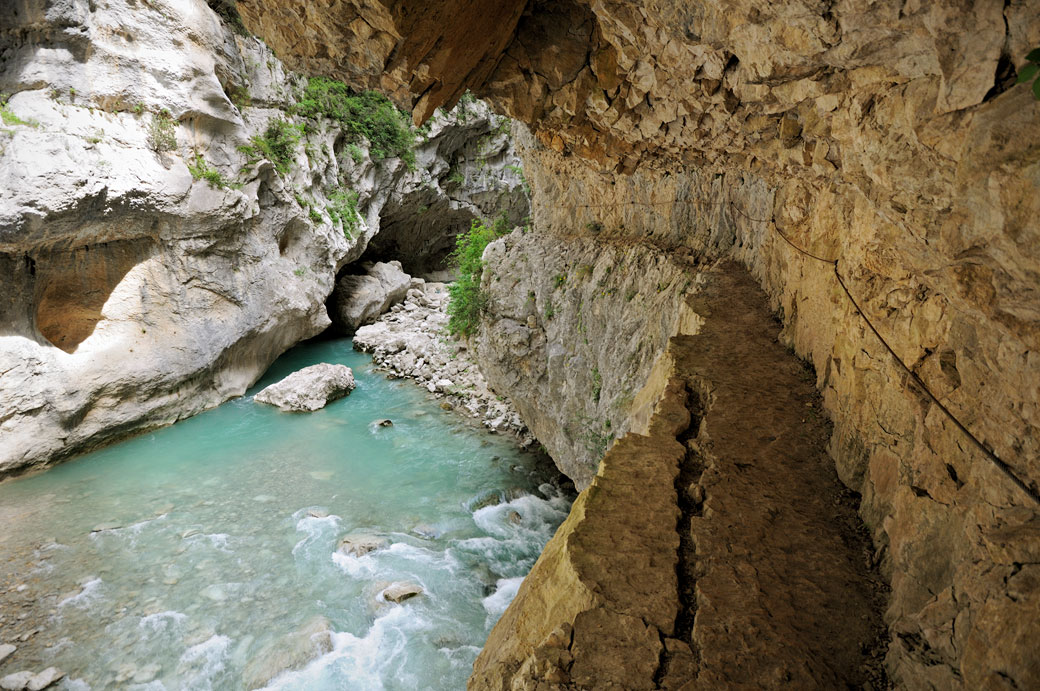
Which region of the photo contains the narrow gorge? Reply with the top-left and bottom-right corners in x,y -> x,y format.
1,0 -> 1038,689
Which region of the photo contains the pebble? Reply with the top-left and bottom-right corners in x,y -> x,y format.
0,645 -> 14,663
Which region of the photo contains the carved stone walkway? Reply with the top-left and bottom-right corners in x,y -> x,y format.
470,261 -> 887,690
662,262 -> 888,689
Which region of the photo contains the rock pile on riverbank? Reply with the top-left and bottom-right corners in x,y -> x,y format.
354,282 -> 532,445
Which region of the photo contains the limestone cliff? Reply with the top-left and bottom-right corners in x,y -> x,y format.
0,0 -> 525,477
240,0 -> 1040,686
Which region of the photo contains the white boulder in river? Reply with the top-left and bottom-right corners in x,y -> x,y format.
331,261 -> 412,333
253,364 -> 356,412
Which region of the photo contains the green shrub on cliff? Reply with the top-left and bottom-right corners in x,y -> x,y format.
294,77 -> 416,169
0,94 -> 37,128
327,189 -> 360,239
187,151 -> 236,189
147,109 -> 176,152
447,215 -> 510,337
239,118 -> 301,175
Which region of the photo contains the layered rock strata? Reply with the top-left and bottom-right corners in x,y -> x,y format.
0,0 -> 525,477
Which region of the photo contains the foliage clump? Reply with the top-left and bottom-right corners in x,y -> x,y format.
187,151 -> 234,189
0,94 -> 37,128
1017,48 -> 1040,98
148,109 -> 177,152
447,214 -> 510,338
327,190 -> 360,238
293,77 -> 416,168
454,91 -> 478,124
239,118 -> 301,175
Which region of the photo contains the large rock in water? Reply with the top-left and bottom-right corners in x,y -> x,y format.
253,364 -> 355,412
242,615 -> 333,690
331,261 -> 411,333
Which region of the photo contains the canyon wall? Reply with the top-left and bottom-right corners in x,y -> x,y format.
239,0 -> 1040,686
0,0 -> 525,477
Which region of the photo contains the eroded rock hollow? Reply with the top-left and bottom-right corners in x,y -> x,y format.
236,0 -> 1040,687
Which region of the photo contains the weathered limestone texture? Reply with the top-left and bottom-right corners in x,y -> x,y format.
24,0 -> 1040,685
0,0 -> 525,477
242,0 -> 1040,684
235,0 -> 529,123
469,370 -> 689,691
475,221 -> 705,488
359,103 -> 529,275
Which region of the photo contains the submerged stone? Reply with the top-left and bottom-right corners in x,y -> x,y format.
0,644 -> 15,663
0,672 -> 33,691
242,616 -> 333,690
26,668 -> 64,691
470,490 -> 503,511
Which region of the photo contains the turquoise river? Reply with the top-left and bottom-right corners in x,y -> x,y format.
0,338 -> 573,689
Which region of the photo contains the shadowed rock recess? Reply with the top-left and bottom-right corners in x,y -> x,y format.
240,0 -> 1040,686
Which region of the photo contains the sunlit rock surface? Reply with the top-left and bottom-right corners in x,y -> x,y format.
0,0 -> 525,477
239,0 -> 1040,686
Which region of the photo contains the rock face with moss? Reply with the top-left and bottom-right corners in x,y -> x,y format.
0,0 -> 525,477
